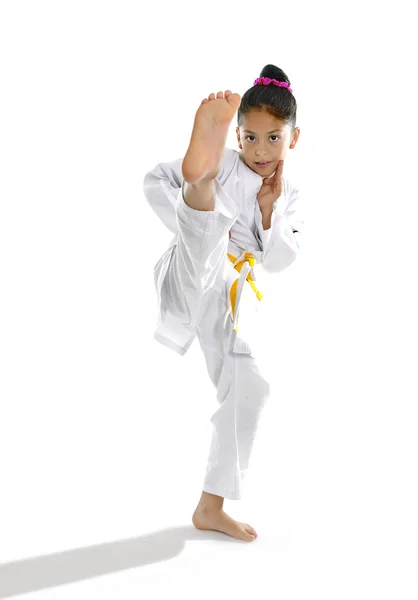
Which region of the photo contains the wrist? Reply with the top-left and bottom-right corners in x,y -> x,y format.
261,209 -> 273,230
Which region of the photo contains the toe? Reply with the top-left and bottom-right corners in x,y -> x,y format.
217,91 -> 223,98
244,524 -> 258,537
208,93 -> 215,100
226,92 -> 241,109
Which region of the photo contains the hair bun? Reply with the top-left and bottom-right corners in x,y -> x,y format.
260,63 -> 290,85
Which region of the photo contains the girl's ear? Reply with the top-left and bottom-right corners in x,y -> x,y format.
235,127 -> 242,149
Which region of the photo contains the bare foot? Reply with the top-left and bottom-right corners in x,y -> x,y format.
182,90 -> 241,184
192,506 -> 258,542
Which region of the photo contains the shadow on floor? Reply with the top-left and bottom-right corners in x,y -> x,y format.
0,525 -> 244,598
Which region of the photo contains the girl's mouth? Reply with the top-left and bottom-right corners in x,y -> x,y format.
255,161 -> 271,168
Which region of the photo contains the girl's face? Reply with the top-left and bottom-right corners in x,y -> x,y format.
236,109 -> 298,177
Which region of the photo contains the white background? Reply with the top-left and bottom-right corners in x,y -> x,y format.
1,1 -> 417,598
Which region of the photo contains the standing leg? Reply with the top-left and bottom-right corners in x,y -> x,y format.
191,297 -> 271,541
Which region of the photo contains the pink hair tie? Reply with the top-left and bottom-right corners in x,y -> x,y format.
253,77 -> 293,94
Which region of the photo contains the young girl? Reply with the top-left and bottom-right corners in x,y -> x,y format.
143,64 -> 303,542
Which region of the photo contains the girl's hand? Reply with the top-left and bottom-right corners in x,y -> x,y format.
257,160 -> 284,213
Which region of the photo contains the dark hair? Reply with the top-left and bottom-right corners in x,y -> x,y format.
237,64 -> 297,132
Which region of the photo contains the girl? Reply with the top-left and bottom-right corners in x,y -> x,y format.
143,64 -> 303,542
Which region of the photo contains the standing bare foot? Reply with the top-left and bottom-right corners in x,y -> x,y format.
192,491 -> 258,542
182,90 -> 241,184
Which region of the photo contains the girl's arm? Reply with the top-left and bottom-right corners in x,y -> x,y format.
255,185 -> 304,274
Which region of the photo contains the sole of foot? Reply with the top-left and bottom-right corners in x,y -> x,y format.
182,90 -> 241,184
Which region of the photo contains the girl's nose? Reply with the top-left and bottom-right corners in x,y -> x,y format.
255,146 -> 268,156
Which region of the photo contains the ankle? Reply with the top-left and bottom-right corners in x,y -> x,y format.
198,491 -> 224,511
183,180 -> 215,211
189,178 -> 215,188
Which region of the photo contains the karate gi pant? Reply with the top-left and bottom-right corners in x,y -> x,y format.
163,180 -> 271,500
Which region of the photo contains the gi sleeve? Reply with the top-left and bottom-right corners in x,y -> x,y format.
255,185 -> 304,274
143,157 -> 184,234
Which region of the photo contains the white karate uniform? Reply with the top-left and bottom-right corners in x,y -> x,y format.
143,148 -> 303,500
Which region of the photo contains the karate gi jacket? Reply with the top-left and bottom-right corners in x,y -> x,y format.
143,147 -> 304,356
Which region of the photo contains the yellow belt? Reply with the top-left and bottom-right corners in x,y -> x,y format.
227,252 -> 263,333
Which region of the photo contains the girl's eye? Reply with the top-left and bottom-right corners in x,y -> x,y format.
246,135 -> 256,142
270,135 -> 280,142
